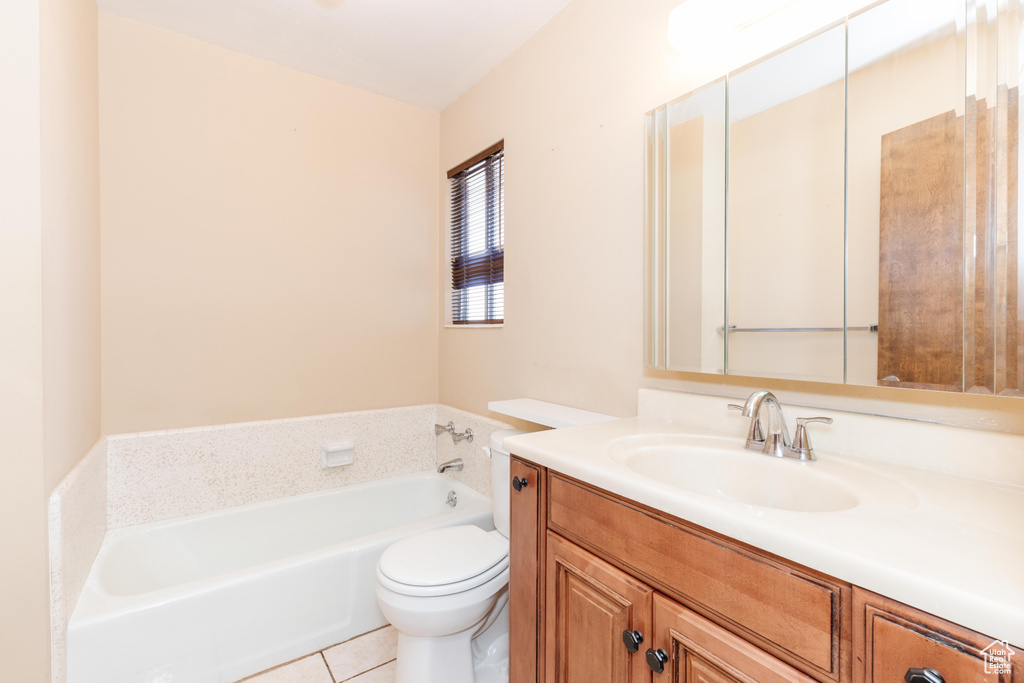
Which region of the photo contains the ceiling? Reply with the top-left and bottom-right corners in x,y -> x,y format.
96,0 -> 574,111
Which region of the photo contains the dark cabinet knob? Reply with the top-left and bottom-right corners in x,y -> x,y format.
512,476 -> 528,492
905,669 -> 944,683
621,629 -> 643,653
645,648 -> 668,674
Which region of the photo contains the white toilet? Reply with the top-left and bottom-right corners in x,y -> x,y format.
376,429 -> 524,683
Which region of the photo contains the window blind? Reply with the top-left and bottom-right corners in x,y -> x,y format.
449,143 -> 504,324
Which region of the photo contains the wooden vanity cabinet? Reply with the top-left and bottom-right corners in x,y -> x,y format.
542,532 -> 816,683
545,472 -> 849,683
509,458 -> 1021,683
510,459 -> 545,683
854,589 -> 1022,683
546,532 -> 653,683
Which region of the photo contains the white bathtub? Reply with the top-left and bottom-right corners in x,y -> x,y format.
67,472 -> 492,683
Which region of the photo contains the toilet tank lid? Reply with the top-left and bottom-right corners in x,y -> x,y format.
489,428 -> 526,454
378,526 -> 509,588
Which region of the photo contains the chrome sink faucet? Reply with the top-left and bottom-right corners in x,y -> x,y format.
729,390 -> 832,461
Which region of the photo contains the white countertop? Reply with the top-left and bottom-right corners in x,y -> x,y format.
504,415 -> 1024,646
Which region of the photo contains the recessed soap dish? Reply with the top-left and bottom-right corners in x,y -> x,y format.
321,441 -> 354,469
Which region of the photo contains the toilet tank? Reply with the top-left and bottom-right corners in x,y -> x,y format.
489,429 -> 525,538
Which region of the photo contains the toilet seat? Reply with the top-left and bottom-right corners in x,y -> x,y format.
377,525 -> 510,598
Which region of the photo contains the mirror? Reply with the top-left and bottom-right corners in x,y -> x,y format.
848,0 -> 966,391
727,24 -> 846,383
646,0 -> 1024,396
646,80 -> 726,373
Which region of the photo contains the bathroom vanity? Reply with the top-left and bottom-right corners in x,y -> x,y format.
504,0 -> 1024,679
504,390 -> 1024,683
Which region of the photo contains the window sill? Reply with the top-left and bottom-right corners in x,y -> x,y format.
444,324 -> 504,329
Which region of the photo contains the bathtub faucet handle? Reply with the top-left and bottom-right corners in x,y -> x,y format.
436,422 -> 473,444
437,458 -> 464,474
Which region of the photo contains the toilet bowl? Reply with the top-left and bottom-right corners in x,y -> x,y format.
375,429 -> 523,683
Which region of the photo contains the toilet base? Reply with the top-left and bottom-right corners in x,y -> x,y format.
395,629 -> 475,683
473,632 -> 509,683
392,590 -> 509,683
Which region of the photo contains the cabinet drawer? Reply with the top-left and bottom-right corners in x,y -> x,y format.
548,474 -> 846,681
654,593 -> 818,683
854,589 -> 1020,683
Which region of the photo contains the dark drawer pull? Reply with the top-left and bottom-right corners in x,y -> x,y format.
512,476 -> 528,492
905,668 -> 944,683
621,629 -> 643,653
646,648 -> 668,674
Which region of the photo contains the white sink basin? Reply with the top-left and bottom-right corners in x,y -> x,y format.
610,435 -> 862,512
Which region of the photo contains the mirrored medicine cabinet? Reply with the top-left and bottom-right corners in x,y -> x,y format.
646,0 -> 1024,396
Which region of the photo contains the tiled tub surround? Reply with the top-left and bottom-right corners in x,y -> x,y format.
48,438 -> 108,683
106,405 -> 440,528
68,474 -> 492,683
435,404 -> 518,496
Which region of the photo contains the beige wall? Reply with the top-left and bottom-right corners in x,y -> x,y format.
1,0 -> 101,678
438,0 -> 1024,433
0,2 -> 50,678
439,0 -> 680,422
99,14 -> 440,434
41,0 -> 102,495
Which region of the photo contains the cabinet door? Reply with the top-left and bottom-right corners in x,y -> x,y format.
510,458 -> 544,683
651,593 -> 818,683
546,532 -> 653,683
854,589 -> 1021,683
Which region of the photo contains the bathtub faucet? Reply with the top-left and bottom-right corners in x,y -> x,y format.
434,421 -> 474,444
437,458 -> 464,474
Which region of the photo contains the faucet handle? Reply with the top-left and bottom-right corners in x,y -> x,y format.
728,403 -> 764,446
796,416 -> 833,429
789,417 -> 833,461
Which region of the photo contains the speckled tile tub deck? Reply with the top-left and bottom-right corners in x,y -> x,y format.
105,405 -> 440,528
105,404 -> 512,528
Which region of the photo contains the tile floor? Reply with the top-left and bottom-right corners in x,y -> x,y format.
238,626 -> 398,683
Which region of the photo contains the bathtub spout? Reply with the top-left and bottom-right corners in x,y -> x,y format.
437,458 -> 464,474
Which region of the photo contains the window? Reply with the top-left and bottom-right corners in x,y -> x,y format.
448,141 -> 504,324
